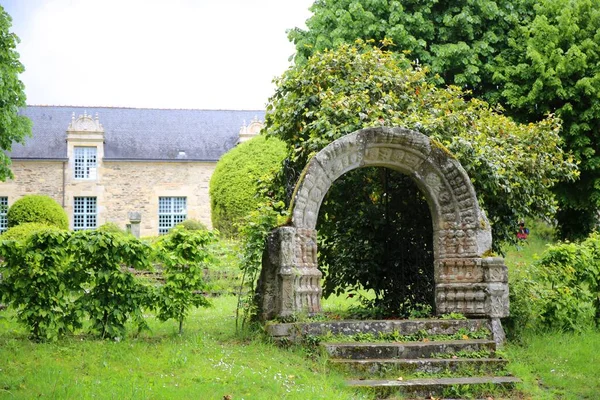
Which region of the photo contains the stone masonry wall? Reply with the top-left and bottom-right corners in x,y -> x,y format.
0,160 -> 216,236
0,161 -> 65,207
101,161 -> 215,236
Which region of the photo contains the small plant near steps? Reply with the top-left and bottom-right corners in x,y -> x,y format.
266,318 -> 520,398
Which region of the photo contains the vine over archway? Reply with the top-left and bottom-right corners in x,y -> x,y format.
256,127 -> 509,323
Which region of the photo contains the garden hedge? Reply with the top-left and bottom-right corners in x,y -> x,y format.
209,135 -> 287,236
7,195 -> 68,230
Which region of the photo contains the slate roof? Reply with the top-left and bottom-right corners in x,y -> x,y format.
10,106 -> 266,161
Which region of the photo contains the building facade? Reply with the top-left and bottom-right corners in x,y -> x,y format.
0,106 -> 265,236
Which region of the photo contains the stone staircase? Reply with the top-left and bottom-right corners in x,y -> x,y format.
267,319 -> 520,399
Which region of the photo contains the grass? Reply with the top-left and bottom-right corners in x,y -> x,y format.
1,229 -> 598,399
0,297 -> 364,400
502,229 -> 600,399
506,330 -> 600,399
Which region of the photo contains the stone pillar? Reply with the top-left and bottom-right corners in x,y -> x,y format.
256,227 -> 322,321
128,211 -> 142,239
434,256 -> 509,319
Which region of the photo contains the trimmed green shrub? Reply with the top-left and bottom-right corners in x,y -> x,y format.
209,135 -> 287,237
1,222 -> 62,242
7,195 -> 68,230
97,222 -> 127,235
175,219 -> 207,232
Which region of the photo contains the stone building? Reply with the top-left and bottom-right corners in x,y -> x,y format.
0,106 -> 265,236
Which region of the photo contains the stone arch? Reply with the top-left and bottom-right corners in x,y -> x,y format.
257,127 -> 509,323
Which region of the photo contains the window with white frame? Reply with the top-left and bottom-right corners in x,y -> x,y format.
74,146 -> 97,179
158,197 -> 187,235
73,197 -> 97,230
0,197 -> 7,233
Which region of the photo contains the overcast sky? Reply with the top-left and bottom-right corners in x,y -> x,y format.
3,0 -> 314,110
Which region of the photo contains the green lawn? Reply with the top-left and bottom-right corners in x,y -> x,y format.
1,232 -> 598,399
503,232 -> 600,399
0,297 -> 362,400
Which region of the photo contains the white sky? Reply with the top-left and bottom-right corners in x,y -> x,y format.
3,0 -> 315,110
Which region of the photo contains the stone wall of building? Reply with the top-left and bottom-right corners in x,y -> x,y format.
0,161 -> 66,207
0,160 -> 216,236
100,161 -> 215,236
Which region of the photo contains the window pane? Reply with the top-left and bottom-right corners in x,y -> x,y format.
158,197 -> 187,235
74,196 -> 97,230
74,147 -> 97,179
0,197 -> 7,233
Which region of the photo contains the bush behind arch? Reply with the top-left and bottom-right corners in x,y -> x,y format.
209,135 -> 287,237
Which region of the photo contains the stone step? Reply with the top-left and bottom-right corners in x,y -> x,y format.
348,376 -> 521,398
331,357 -> 508,375
322,339 -> 496,359
267,319 -> 490,342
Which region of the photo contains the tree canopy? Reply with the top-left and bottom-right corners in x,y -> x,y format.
289,0 -> 600,238
264,41 -> 577,309
491,0 -> 600,238
288,0 -> 533,90
0,6 -> 31,180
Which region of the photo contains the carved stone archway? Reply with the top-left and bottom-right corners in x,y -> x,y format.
256,127 -> 509,325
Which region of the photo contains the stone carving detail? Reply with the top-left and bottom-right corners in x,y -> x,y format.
258,127 -> 510,325
256,227 -> 322,321
67,111 -> 104,132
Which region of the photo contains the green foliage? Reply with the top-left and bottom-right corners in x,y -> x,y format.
7,195 -> 69,229
175,219 -> 207,231
318,168 -> 435,316
1,222 -> 62,242
97,222 -> 127,234
153,227 -> 216,334
289,0 -> 532,89
290,0 -> 600,240
0,230 -> 77,340
490,0 -> 600,238
265,40 -> 577,310
209,135 -> 288,236
69,231 -> 152,339
0,6 -> 32,181
508,232 -> 600,334
236,200 -> 288,331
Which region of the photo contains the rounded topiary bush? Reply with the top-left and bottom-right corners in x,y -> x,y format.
175,219 -> 207,231
209,135 -> 287,236
97,222 -> 127,235
7,195 -> 69,230
1,222 -> 64,242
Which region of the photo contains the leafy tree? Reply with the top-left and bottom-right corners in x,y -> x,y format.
209,135 -> 287,236
0,6 -> 32,180
153,227 -> 216,334
491,0 -> 600,238
0,229 -> 78,341
288,0 -> 533,90
265,41 -> 577,311
290,0 -> 600,238
69,231 -> 152,339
